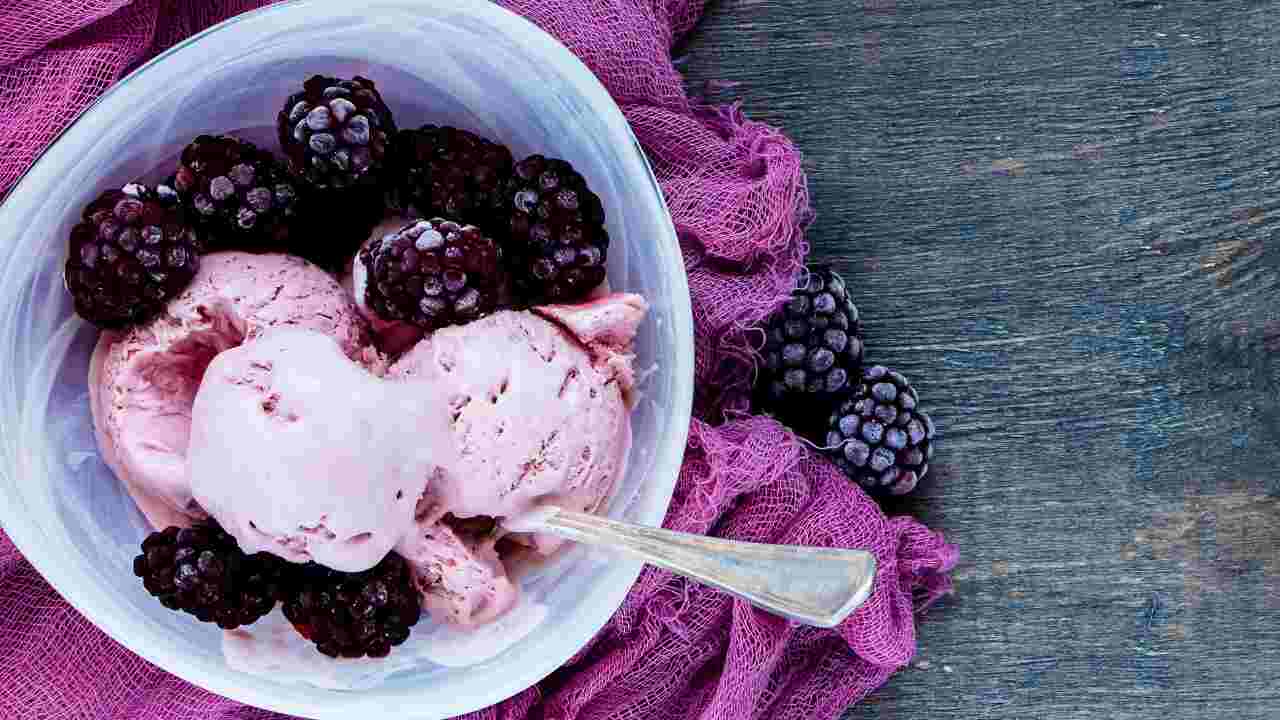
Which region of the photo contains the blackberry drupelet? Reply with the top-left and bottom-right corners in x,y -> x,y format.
505,154 -> 609,302
132,523 -> 290,629
387,125 -> 514,226
281,552 -> 422,659
757,266 -> 864,426
359,217 -> 503,330
173,135 -> 300,247
824,365 -> 936,497
277,75 -> 396,190
64,182 -> 203,329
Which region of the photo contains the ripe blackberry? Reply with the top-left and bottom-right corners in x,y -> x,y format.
132,524 -> 291,630
173,135 -> 300,248
359,218 -> 502,330
281,553 -> 421,659
387,125 -> 514,226
505,155 -> 609,302
757,267 -> 865,427
64,182 -> 203,329
277,75 -> 395,190
824,365 -> 936,497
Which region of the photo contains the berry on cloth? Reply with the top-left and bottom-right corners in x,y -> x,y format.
757,266 -> 865,428
824,365 -> 935,496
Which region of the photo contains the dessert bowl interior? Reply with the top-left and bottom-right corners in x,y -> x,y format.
0,1 -> 694,718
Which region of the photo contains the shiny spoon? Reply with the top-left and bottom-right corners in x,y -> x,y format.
509,506 -> 877,628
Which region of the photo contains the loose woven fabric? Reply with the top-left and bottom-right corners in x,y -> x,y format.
0,1 -> 959,718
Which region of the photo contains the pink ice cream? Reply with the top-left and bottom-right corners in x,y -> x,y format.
185,293 -> 647,626
186,328 -> 438,571
398,519 -> 518,626
88,252 -> 369,530
534,293 -> 648,402
387,302 -> 641,540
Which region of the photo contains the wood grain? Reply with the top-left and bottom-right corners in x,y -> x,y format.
680,1 -> 1280,718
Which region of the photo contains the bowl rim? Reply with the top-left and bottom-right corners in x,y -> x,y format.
0,1 -> 694,717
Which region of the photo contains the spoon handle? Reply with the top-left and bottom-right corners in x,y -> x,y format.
526,507 -> 877,628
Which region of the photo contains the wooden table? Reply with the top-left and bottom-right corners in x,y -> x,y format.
682,2 -> 1280,717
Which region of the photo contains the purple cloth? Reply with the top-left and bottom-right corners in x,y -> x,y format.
0,1 -> 959,718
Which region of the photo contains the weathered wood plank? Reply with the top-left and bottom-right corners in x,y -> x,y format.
681,1 -> 1280,717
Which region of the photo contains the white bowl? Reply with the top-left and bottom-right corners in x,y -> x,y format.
0,1 -> 694,717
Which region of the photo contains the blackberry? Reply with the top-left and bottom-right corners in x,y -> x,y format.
824,365 -> 936,497
173,135 -> 300,248
387,125 -> 514,226
132,524 -> 290,630
505,155 -> 609,302
757,267 -> 864,427
277,75 -> 395,190
64,182 -> 203,329
281,553 -> 421,659
359,217 -> 502,330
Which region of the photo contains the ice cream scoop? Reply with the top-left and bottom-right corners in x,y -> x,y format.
387,298 -> 642,555
89,252 -> 370,530
188,295 -> 645,623
187,327 -> 434,572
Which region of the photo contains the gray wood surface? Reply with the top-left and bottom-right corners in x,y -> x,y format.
680,1 -> 1280,718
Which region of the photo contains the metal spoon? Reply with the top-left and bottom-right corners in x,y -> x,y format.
510,506 -> 877,628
